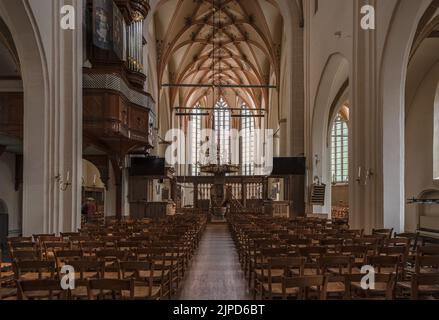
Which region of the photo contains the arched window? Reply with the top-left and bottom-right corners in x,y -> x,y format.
214,97 -> 231,164
190,106 -> 203,176
331,115 -> 348,183
241,106 -> 255,175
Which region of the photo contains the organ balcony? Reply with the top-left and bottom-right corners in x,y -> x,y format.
83,0 -> 155,156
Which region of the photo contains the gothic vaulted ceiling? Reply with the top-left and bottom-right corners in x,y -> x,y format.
154,0 -> 283,111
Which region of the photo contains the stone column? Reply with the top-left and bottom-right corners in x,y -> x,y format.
7,0 -> 84,235
349,0 -> 382,233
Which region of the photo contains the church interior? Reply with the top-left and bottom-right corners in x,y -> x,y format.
0,0 -> 439,301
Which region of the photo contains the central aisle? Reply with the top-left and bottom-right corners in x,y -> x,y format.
177,224 -> 251,300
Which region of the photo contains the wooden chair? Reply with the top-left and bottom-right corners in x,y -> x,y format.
397,255 -> 439,298
372,228 -> 394,239
339,245 -> 368,268
100,236 -> 123,248
67,260 -> 105,280
10,250 -> 39,262
13,260 -> 57,281
54,250 -> 83,271
37,236 -> 62,243
135,248 -> 172,299
32,234 -> 56,242
8,241 -> 37,254
69,235 -> 91,245
320,238 -> 344,249
16,279 -> 66,300
42,241 -> 71,260
60,232 -> 80,241
345,273 -> 395,300
299,247 -> 327,275
0,249 -> 13,283
394,232 -> 420,253
282,275 -> 328,300
7,237 -> 33,243
119,261 -> 161,300
80,241 -> 105,257
384,238 -> 410,247
417,245 -> 439,256
0,250 -> 16,300
286,238 -> 312,250
352,238 -> 380,254
414,255 -> 439,274
95,249 -> 127,279
367,255 -> 400,275
318,255 -> 353,299
252,249 -> 297,298
66,260 -> 105,299
411,274 -> 439,300
87,279 -> 134,300
261,257 -> 306,300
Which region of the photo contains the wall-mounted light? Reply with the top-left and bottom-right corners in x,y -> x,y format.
356,166 -> 362,184
55,171 -> 71,191
365,168 -> 374,185
314,154 -> 320,167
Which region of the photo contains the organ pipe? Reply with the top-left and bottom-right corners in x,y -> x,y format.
126,13 -> 145,73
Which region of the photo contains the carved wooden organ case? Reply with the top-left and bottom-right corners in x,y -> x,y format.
83,0 -> 155,164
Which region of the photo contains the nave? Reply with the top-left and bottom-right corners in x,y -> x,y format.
2,213 -> 439,300
0,0 -> 439,305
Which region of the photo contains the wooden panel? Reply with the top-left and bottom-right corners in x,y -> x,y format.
129,176 -> 148,201
0,92 -> 23,139
84,90 -> 150,144
128,105 -> 148,142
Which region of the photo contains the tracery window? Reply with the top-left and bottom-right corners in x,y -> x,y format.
331,115 -> 349,183
214,98 -> 231,164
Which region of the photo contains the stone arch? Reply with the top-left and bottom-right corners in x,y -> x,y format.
311,52 -> 350,214
380,0 -> 433,232
0,0 -> 49,235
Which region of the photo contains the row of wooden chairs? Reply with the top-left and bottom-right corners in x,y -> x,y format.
0,214 -> 207,300
229,214 -> 439,300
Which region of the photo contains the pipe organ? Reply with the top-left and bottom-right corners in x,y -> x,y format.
127,15 -> 144,73
83,0 -> 154,218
